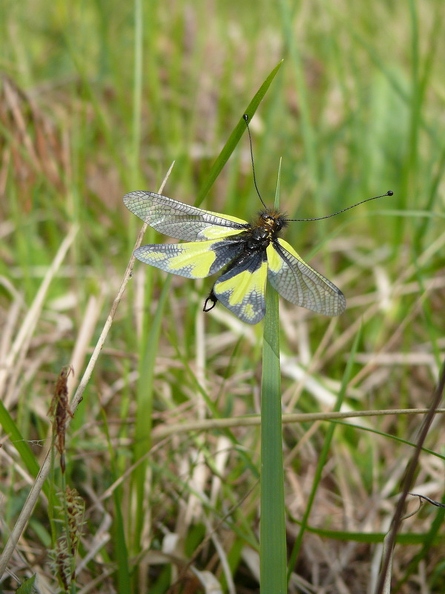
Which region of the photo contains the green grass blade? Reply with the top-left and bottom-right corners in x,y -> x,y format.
260,162 -> 286,593
196,60 -> 283,206
131,0 -> 143,188
132,277 -> 172,552
0,400 -> 41,482
260,283 -> 286,593
102,410 -> 132,591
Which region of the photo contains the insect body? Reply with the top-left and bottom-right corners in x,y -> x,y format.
123,191 -> 346,324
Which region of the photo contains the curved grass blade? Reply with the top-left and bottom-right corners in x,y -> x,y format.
196,60 -> 283,206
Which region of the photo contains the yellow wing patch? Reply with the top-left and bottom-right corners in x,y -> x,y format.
135,241 -> 217,278
198,226 -> 245,240
213,258 -> 268,324
134,237 -> 247,280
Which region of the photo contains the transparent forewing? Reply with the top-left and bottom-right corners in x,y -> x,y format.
134,237 -> 246,279
267,239 -> 346,316
123,191 -> 248,241
213,252 -> 268,324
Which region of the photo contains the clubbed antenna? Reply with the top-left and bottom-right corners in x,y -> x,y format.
287,191 -> 394,222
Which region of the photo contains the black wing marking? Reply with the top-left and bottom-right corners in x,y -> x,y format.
212,251 -> 268,324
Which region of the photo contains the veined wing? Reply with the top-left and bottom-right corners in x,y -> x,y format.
213,251 -> 268,324
267,238 -> 346,316
134,237 -> 246,279
123,191 -> 248,241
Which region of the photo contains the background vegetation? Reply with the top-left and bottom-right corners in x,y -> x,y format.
1,0 -> 445,592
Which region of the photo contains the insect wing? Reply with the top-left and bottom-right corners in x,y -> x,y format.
213,251 -> 268,324
123,191 -> 248,241
267,238 -> 346,316
134,237 -> 246,279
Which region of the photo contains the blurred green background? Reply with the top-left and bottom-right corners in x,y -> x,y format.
1,0 -> 445,592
